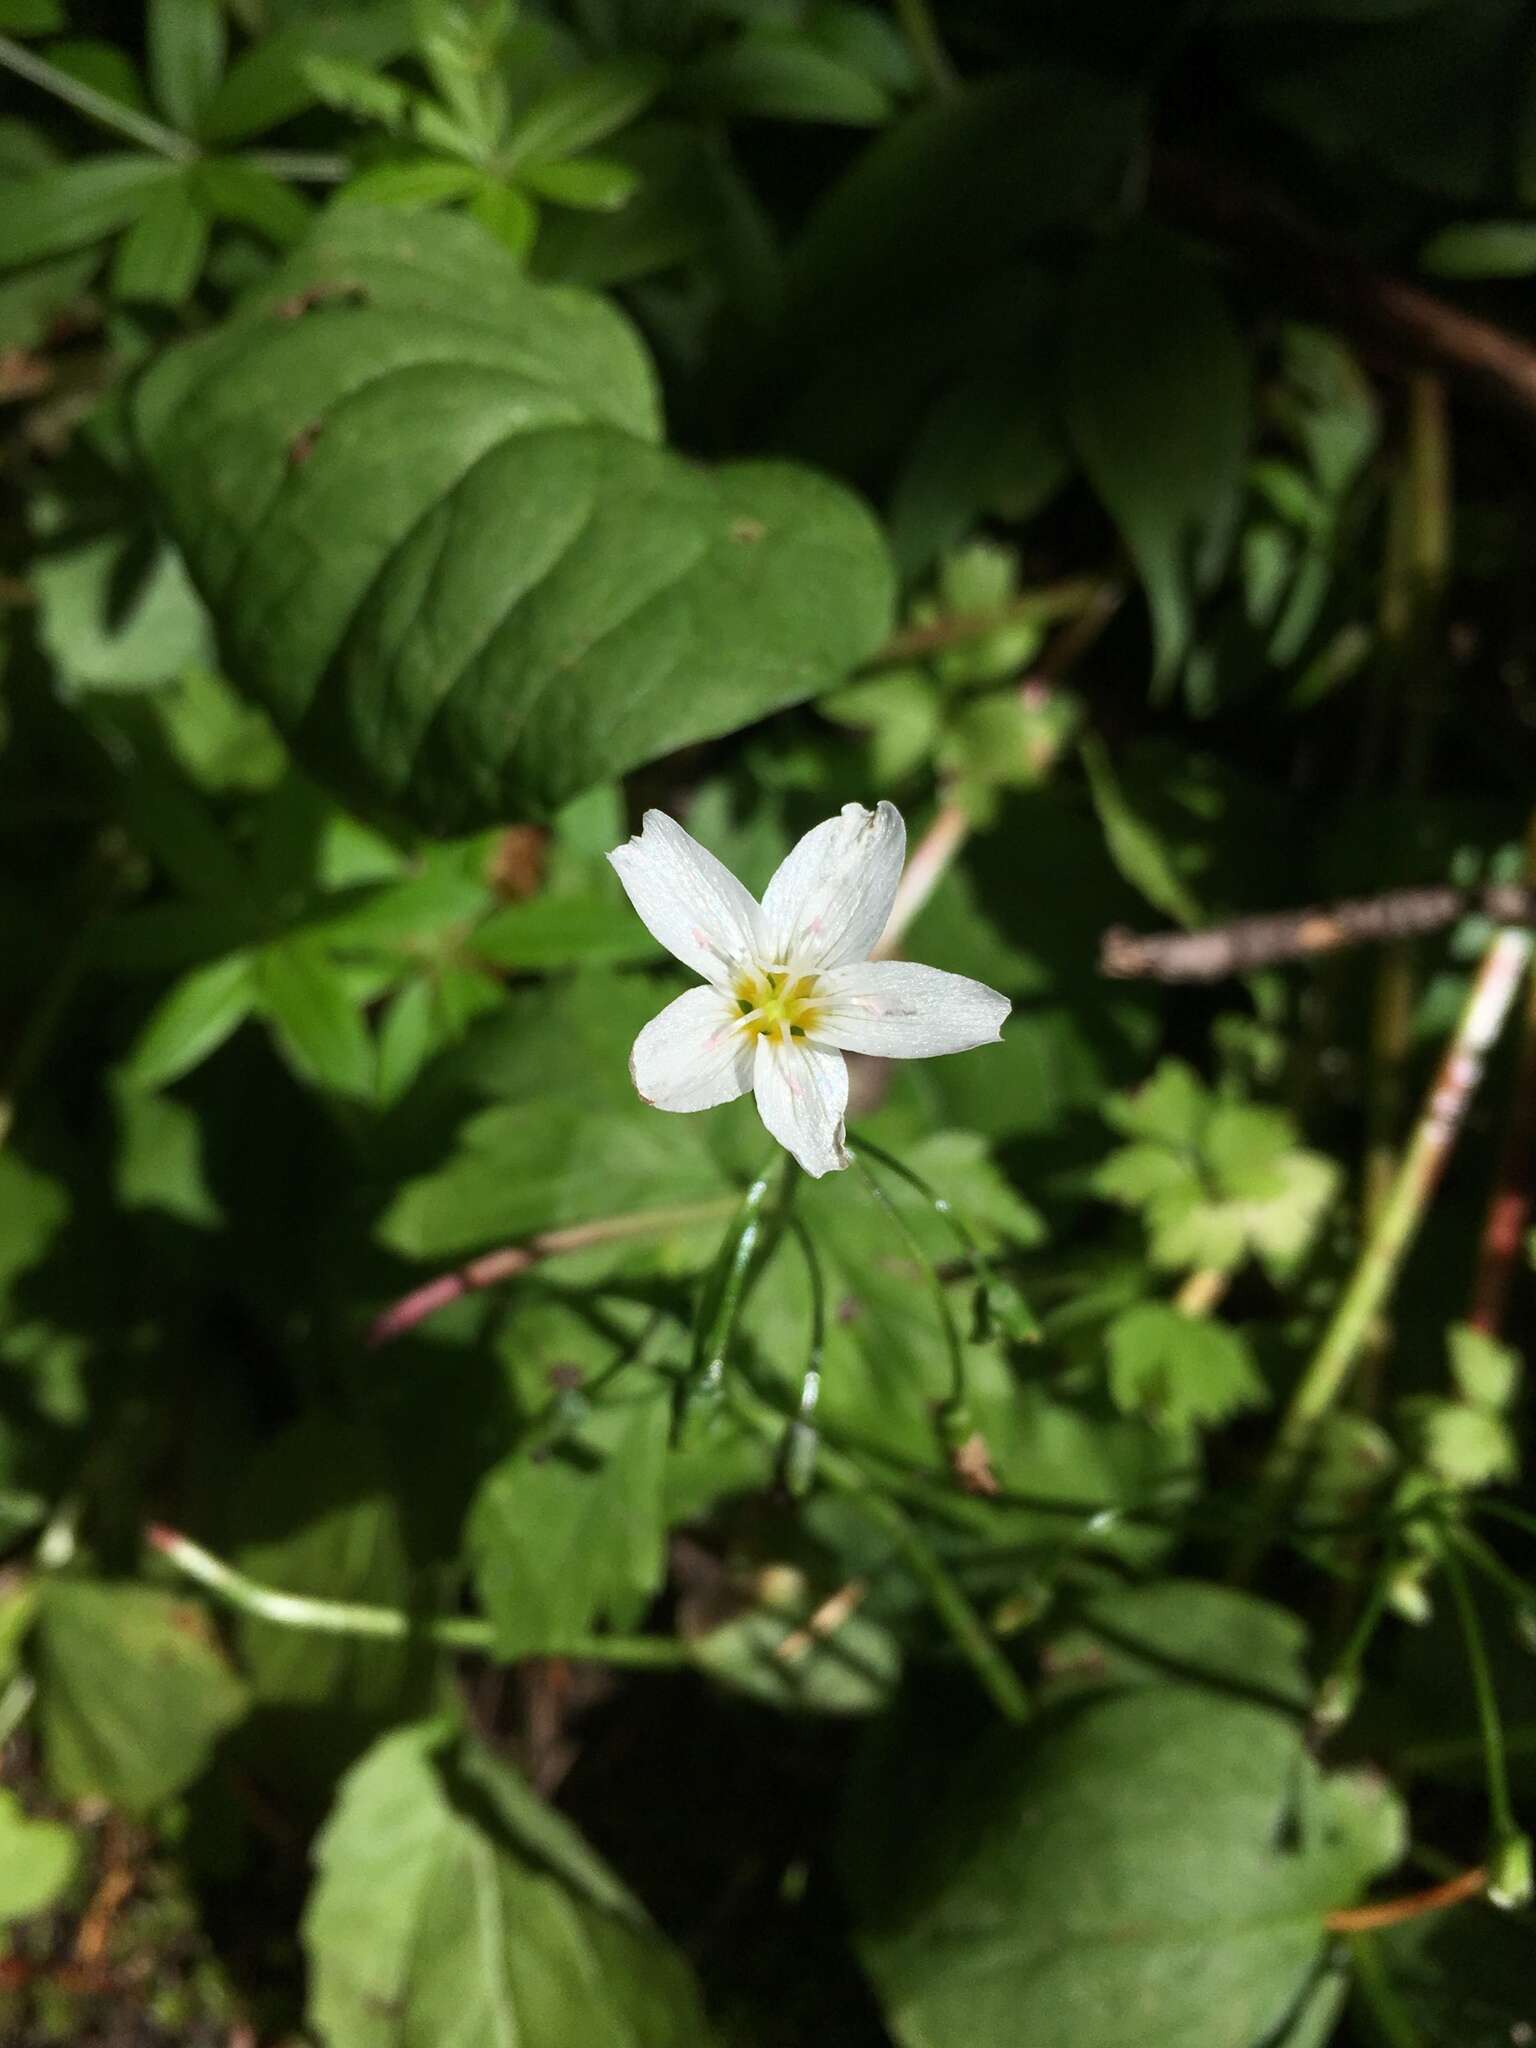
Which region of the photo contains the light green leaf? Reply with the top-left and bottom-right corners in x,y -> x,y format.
32,525 -> 210,692
336,155 -> 484,209
467,174 -> 537,256
121,951 -> 258,1092
500,58 -> 662,170
32,1580 -> 248,1814
0,1789 -> 78,1925
257,938 -> 377,1100
110,171 -> 209,304
1416,1401 -> 1518,1489
136,207 -> 892,833
0,153 -> 177,267
304,1721 -> 713,2048
468,1379 -> 671,1658
522,154 -> 640,212
200,6 -> 416,145
845,1686 -> 1403,2048
147,0 -> 226,133
1106,1301 -> 1267,1430
473,889 -> 660,969
1065,226 -> 1251,685
1446,1323 -> 1520,1411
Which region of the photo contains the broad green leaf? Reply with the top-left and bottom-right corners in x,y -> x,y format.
844,1687 -> 1403,2048
110,172 -> 209,305
147,0 -> 227,133
522,154 -> 640,212
1040,1580 -> 1312,1711
1065,226 -> 1251,685
0,1152 -> 68,1306
0,154 -> 176,267
121,951 -> 258,1092
689,1570 -> 901,1716
1105,1301 -> 1267,1431
468,1378 -> 670,1657
500,58 -> 663,169
192,156 -> 313,246
136,207 -> 892,833
473,888 -> 660,969
304,1721 -> 713,2048
680,35 -> 891,125
232,1419 -> 423,1719
32,1580 -> 248,1813
0,1789 -> 78,1924
257,937 -> 377,1100
0,0 -> 66,30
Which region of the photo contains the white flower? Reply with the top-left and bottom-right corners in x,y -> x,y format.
608,801 -> 1010,1177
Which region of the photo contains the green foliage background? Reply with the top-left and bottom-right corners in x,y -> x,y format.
2,1 -> 1536,2043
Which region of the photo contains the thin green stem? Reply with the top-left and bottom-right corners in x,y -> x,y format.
680,1158 -> 782,1419
1314,1548 -> 1397,1730
726,1383 -> 1028,1723
891,0 -> 959,97
242,149 -> 352,183
147,1527 -> 689,1668
851,1149 -> 972,1446
782,1216 -> 827,1496
0,34 -> 197,162
1476,1499 -> 1536,1543
1348,1933 -> 1426,2048
1453,1524 -> 1536,1620
1237,928 -> 1532,1576
1441,1539 -> 1520,1848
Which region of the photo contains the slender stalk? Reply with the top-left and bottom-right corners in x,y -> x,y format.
1327,1865 -> 1486,1933
1452,1524 -> 1536,1617
872,578 -> 1103,666
851,1149 -> 971,1444
0,34 -> 197,162
1313,1547 -> 1398,1731
146,1527 -> 689,1668
891,0 -> 959,97
1347,1933 -> 1427,2048
1467,810 -> 1536,1335
243,149 -> 352,184
1442,1538 -> 1528,1899
875,801 -> 971,959
781,1216 -> 827,1496
726,1384 -> 1028,1723
0,1674 -> 35,1750
681,1160 -> 781,1413
368,1195 -> 738,1344
1238,928 -> 1532,1572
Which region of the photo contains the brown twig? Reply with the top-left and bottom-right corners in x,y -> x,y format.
1101,883 -> 1536,983
1325,1864 -> 1486,1933
367,1197 -> 737,1345
871,578 -> 1105,666
1152,149 -> 1536,424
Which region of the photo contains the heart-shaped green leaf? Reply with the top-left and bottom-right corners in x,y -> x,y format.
134,208 -> 893,835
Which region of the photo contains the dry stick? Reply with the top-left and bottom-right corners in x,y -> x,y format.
367,1196 -> 738,1345
1325,1866 -> 1486,1934
1152,149 -> 1536,425
1100,882 -> 1536,984
1236,928 -> 1533,1577
1467,814 -> 1536,1335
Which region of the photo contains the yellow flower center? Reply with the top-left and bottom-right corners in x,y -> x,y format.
734,967 -> 823,1043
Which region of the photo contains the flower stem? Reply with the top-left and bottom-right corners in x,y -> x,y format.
146,1526 -> 689,1668
0,34 -> 197,162
851,1148 -> 973,1448
1237,927 -> 1532,1575
680,1160 -> 781,1418
1328,1864 -> 1486,1933
1442,1536 -> 1529,1898
781,1215 -> 827,1495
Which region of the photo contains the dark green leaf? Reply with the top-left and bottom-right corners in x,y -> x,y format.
1420,219 -> 1536,277
304,1721 -> 713,2047
500,58 -> 662,169
1040,1580 -> 1313,1712
680,35 -> 890,126
1065,226 -> 1251,684
199,6 -> 415,145
147,0 -> 226,133
192,156 -> 314,246
33,1580 -> 248,1813
0,154 -> 176,267
136,207 -> 892,832
522,154 -> 640,212
335,155 -> 484,208
121,951 -> 258,1091
845,1687 -> 1403,2048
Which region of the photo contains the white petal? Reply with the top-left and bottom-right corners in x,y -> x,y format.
753,1034 -> 850,1178
760,801 -> 905,971
609,810 -> 764,987
630,985 -> 754,1112
810,961 -> 1011,1058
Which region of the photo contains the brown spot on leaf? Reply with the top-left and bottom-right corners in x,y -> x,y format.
729,516 -> 766,544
